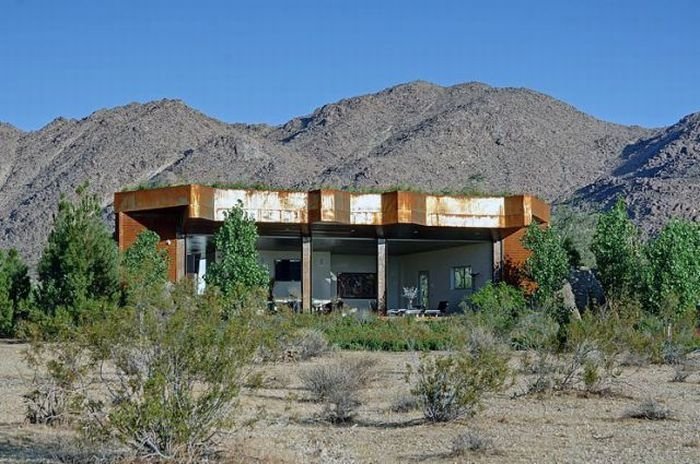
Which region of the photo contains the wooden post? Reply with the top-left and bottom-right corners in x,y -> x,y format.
302,236 -> 312,312
377,238 -> 387,314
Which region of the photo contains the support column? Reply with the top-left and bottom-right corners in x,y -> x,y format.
302,236 -> 312,312
377,238 -> 387,314
492,239 -> 503,282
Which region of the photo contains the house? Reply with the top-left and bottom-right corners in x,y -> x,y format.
114,184 -> 549,313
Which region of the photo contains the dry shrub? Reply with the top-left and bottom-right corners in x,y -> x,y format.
451,430 -> 493,455
624,399 -> 671,421
389,392 -> 420,413
22,337 -> 95,426
407,330 -> 509,422
284,328 -> 331,361
24,283 -> 263,462
519,311 -> 624,396
299,355 -> 376,423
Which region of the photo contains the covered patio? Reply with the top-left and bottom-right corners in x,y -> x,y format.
114,184 -> 550,313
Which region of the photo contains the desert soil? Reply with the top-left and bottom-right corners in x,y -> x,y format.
0,342 -> 698,463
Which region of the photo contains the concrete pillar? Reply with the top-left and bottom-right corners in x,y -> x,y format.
302,236 -> 312,312
492,239 -> 503,282
377,238 -> 387,314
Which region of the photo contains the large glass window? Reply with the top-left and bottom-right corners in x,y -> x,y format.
274,259 -> 301,282
451,266 -> 472,290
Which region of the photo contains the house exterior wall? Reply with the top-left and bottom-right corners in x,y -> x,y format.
117,210 -> 184,282
114,185 -> 551,307
394,242 -> 492,312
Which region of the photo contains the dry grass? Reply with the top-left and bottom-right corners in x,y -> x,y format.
1,343 -> 700,463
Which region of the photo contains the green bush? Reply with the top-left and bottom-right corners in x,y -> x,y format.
510,311 -> 559,351
465,282 -> 527,336
321,315 -> 467,351
120,229 -> 168,303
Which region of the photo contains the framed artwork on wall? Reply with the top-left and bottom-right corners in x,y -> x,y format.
337,272 -> 377,299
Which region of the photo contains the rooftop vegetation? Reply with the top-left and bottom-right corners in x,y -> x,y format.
122,175 -> 513,197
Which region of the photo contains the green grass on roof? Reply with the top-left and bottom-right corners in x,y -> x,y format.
122,178 -> 512,197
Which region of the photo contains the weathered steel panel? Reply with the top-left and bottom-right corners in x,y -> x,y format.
113,184 -> 551,286
350,193 -> 383,225
426,196 -> 505,228
114,185 -> 191,213
213,189 -> 308,223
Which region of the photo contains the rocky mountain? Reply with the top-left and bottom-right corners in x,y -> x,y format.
0,80 -> 695,266
572,112 -> 700,233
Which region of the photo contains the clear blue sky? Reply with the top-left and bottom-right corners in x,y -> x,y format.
1,0 -> 699,130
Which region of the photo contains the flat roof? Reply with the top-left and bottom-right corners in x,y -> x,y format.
114,184 -> 549,229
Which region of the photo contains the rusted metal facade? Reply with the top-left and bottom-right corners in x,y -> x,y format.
114,184 -> 550,309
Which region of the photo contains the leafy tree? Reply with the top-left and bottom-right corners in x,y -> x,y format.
562,237 -> 582,268
206,202 -> 268,302
522,223 -> 569,305
552,205 -> 598,267
121,230 -> 169,302
591,197 -> 642,305
36,185 -> 120,322
644,219 -> 700,319
0,249 -> 31,336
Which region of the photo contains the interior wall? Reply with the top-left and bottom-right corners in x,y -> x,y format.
394,242 -> 492,313
330,253 -> 377,311
312,251 -> 332,300
258,249 -> 301,300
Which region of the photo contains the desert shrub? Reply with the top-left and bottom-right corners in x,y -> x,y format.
516,311 -> 626,395
283,328 -> 331,361
406,334 -> 509,422
23,326 -> 98,426
299,356 -> 376,423
91,285 -> 261,458
624,399 -> 671,420
35,185 -> 120,324
25,282 -> 263,461
616,301 -> 698,365
510,311 -> 559,351
389,392 -> 420,413
451,430 -> 493,455
564,312 -> 625,392
465,282 -> 527,336
672,362 -> 694,383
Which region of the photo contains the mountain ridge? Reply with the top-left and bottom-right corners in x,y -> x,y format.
0,81 -> 696,266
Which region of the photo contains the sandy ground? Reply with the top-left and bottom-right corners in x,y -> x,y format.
0,343 -> 698,463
